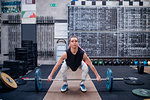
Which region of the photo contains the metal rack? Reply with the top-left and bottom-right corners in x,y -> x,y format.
36,16 -> 54,60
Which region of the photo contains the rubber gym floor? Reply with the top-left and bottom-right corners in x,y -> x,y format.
0,65 -> 150,100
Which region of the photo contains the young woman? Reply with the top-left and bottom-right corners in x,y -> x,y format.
48,36 -> 101,92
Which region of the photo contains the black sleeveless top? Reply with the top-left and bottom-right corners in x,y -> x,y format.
65,47 -> 84,71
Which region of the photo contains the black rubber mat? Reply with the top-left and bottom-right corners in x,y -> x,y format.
89,66 -> 150,100
0,65 -> 60,100
1,65 -> 150,100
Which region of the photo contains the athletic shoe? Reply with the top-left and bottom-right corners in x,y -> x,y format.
61,84 -> 68,92
80,84 -> 87,93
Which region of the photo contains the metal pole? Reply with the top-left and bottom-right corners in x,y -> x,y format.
22,77 -> 137,81
23,78 -> 105,81
113,78 -> 124,81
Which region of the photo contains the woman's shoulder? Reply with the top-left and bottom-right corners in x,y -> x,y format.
78,46 -> 85,54
61,52 -> 67,59
66,48 -> 70,53
78,46 -> 85,51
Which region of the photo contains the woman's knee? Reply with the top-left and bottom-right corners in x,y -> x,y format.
81,61 -> 89,73
60,61 -> 68,73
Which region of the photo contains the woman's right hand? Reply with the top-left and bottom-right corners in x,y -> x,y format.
47,75 -> 53,82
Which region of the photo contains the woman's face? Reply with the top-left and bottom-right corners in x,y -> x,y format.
70,37 -> 79,48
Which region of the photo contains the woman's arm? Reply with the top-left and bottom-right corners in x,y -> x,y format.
48,52 -> 67,81
83,53 -> 101,81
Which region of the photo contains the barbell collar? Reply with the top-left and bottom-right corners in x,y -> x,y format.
113,78 -> 124,81
23,78 -> 35,81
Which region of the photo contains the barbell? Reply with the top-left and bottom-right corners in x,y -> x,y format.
22,68 -> 138,92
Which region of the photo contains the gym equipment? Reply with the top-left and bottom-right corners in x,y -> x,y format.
108,61 -> 113,65
98,60 -> 103,65
93,60 -> 98,65
113,61 -> 117,65
15,78 -> 27,85
124,79 -> 144,85
132,89 -> 150,97
148,61 -> 150,66
137,61 -> 145,74
137,65 -> 144,74
35,68 -> 42,92
106,68 -> 113,91
134,61 -> 138,65
130,61 -> 134,65
143,61 -> 147,66
103,61 -> 108,65
22,68 -> 138,92
56,39 -> 67,62
120,61 -> 125,65
0,72 -> 17,89
3,60 -> 26,79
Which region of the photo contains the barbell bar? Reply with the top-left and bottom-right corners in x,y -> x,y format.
22,77 -> 137,81
22,68 -> 138,92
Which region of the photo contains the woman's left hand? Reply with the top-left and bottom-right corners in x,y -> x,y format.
96,75 -> 101,82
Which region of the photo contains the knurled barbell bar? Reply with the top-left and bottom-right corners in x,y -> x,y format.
22,68 -> 138,92
23,78 -> 133,81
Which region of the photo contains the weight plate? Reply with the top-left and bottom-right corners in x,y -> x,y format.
130,61 -> 134,65
106,68 -> 113,91
104,61 -> 108,65
124,80 -> 144,85
147,61 -> 150,66
0,72 -> 17,89
94,60 -> 98,65
132,89 -> 150,97
134,61 -> 138,65
113,61 -> 117,65
143,61 -> 147,66
98,60 -> 103,65
35,68 -> 42,92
